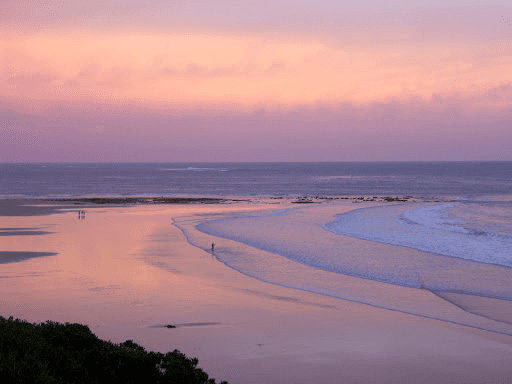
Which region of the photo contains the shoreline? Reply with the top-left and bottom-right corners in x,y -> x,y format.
0,194 -> 445,218
1,197 -> 512,383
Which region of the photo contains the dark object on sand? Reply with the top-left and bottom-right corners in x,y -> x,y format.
291,199 -> 314,204
166,325 -> 176,328
211,243 -> 215,252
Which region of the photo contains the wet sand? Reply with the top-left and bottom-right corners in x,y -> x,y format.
1,199 -> 511,383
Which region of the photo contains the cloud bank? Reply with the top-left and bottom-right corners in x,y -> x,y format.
1,0 -> 511,161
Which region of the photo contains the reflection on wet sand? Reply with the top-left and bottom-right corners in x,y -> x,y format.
0,251 -> 58,264
0,227 -> 54,236
187,204 -> 512,335
1,200 -> 512,384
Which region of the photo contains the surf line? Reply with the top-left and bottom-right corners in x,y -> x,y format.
172,215 -> 512,338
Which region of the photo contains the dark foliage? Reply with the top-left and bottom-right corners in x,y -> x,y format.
0,316 -> 227,384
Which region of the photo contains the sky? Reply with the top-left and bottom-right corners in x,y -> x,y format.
1,0 -> 511,161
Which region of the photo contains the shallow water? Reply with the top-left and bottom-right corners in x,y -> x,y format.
325,199 -> 512,268
188,202 -> 512,335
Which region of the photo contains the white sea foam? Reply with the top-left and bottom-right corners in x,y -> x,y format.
401,203 -> 468,234
181,204 -> 512,335
158,167 -> 229,172
313,175 -> 401,181
324,202 -> 512,267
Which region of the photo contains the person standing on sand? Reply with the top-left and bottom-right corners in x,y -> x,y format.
211,243 -> 215,252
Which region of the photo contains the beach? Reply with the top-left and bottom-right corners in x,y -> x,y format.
1,197 -> 511,383
3,0 -> 512,377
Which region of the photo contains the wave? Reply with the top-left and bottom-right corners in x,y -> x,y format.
313,175 -> 402,181
324,202 -> 512,268
173,205 -> 512,336
158,167 -> 229,172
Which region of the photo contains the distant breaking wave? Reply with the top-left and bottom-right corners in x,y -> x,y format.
158,167 -> 229,172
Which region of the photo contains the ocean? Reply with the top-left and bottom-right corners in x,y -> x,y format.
2,161 -> 512,334
2,162 -> 511,268
1,161 -> 511,198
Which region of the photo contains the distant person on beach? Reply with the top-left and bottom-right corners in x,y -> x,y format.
211,243 -> 215,252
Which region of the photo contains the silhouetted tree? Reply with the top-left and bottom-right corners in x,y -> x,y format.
0,316 -> 228,384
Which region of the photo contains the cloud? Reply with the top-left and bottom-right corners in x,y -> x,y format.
2,0 -> 512,109
1,27 -> 511,109
1,0 -> 511,161
3,0 -> 512,44
1,87 -> 511,162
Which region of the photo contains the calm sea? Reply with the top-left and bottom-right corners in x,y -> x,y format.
1,162 -> 511,198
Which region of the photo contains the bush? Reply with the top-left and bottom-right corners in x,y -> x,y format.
0,316 -> 227,384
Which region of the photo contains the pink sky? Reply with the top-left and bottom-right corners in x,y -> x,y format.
1,0 -> 511,161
